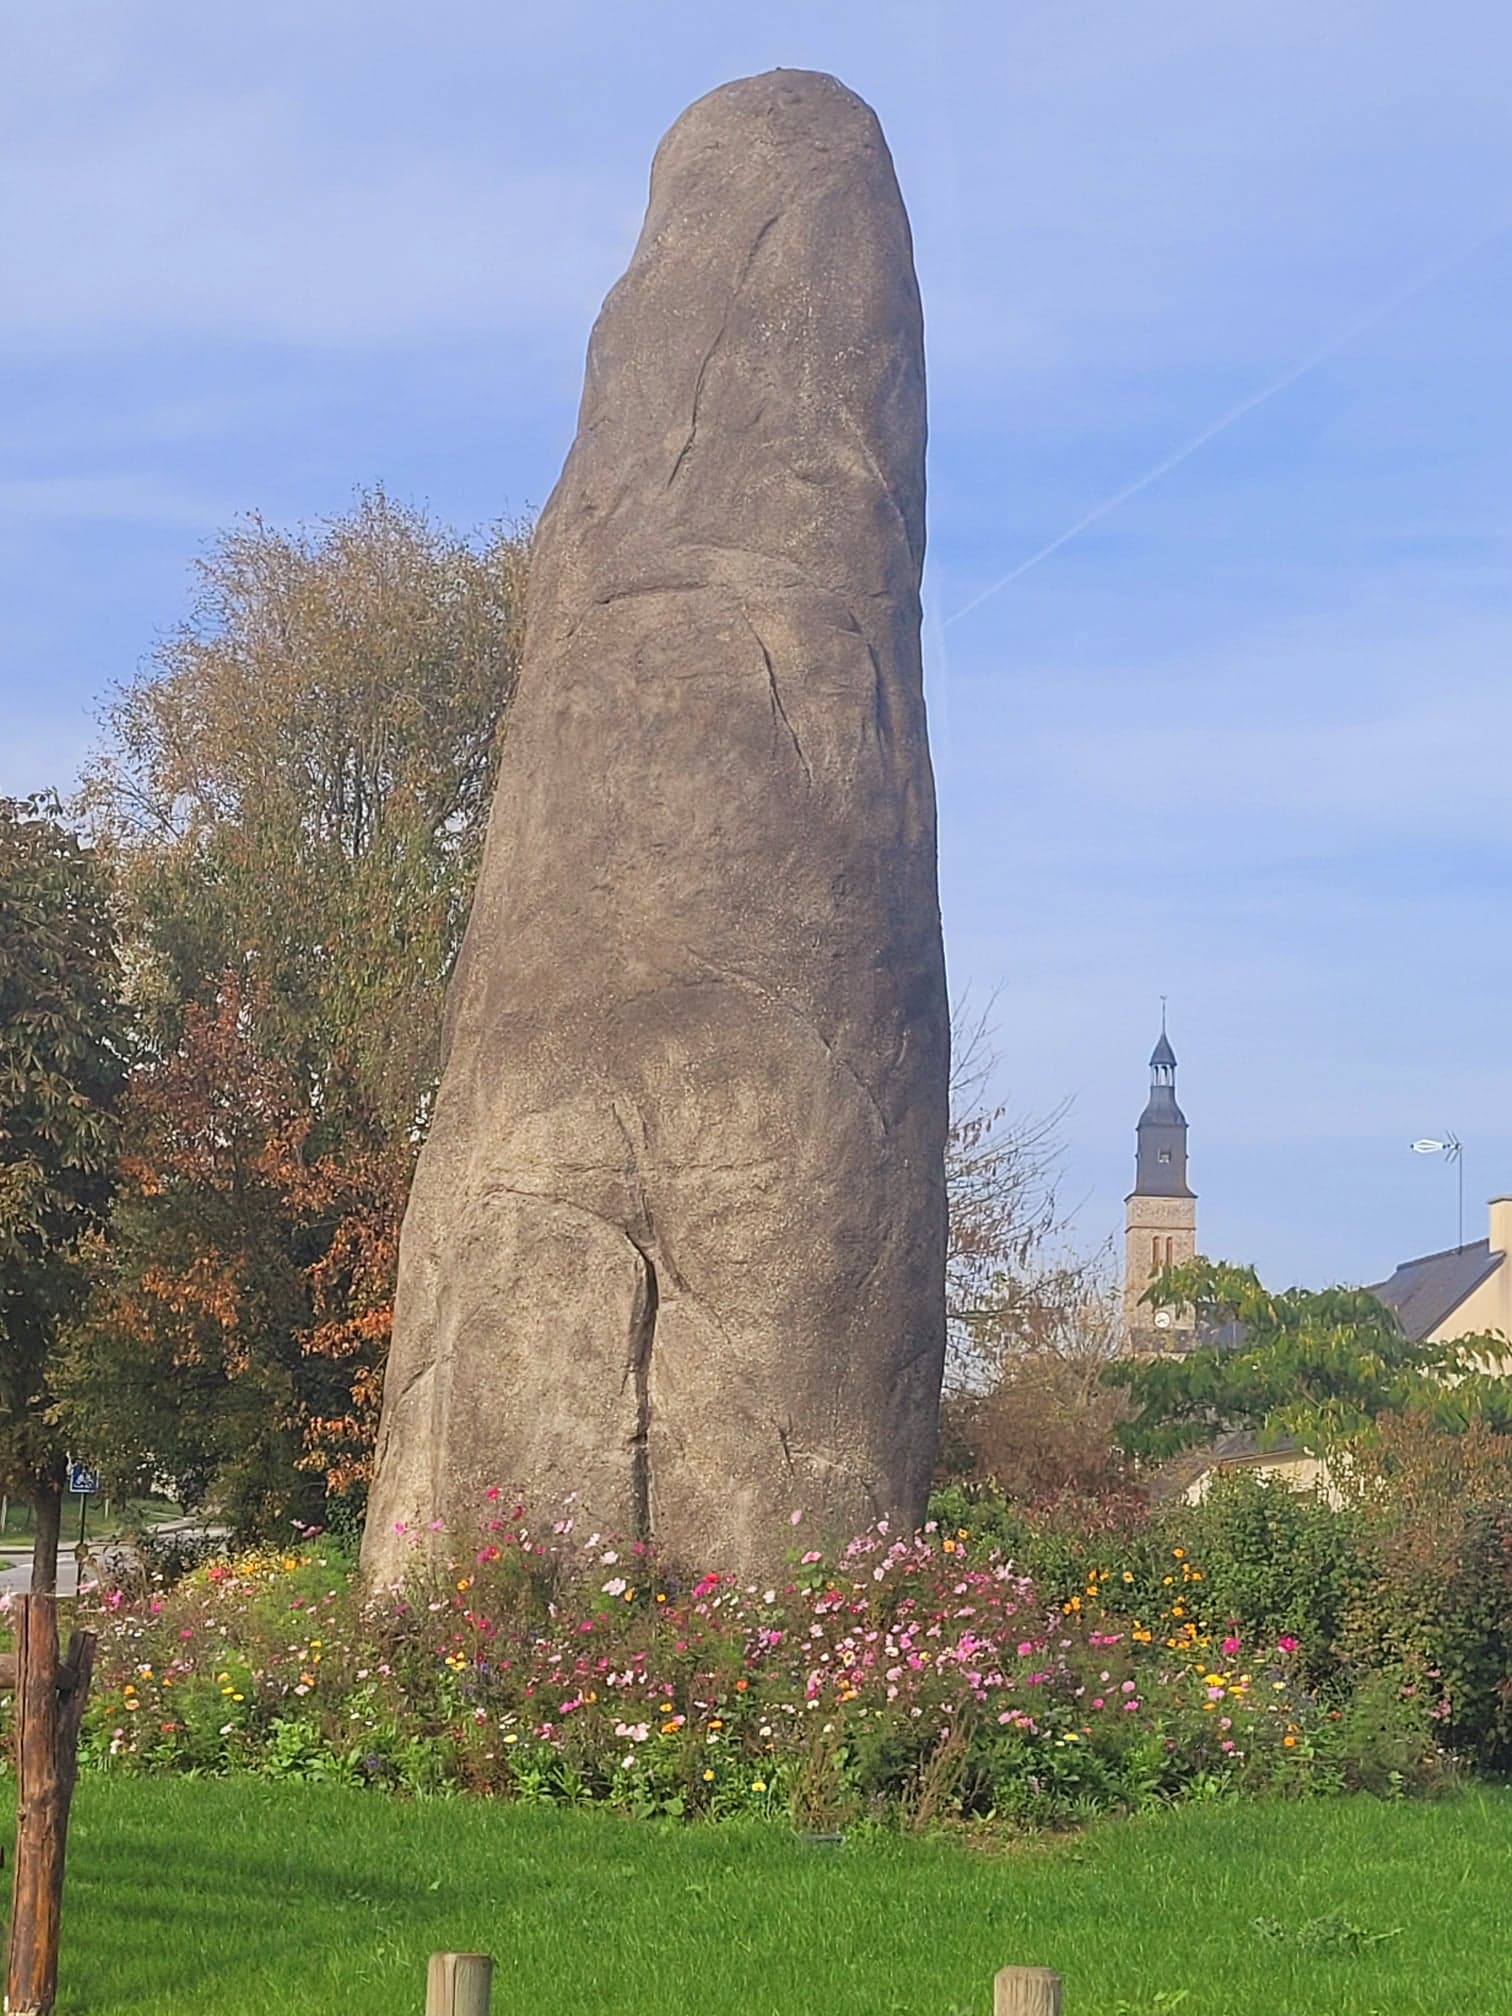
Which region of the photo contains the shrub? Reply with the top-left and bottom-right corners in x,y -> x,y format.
1339,1418 -> 1512,1767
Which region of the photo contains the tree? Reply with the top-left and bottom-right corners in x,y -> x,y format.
937,1251 -> 1130,1501
0,795 -> 126,1590
83,486 -> 529,1143
58,978 -> 403,1529
71,491 -> 529,1522
944,997 -> 1068,1370
937,1001 -> 1131,1500
1107,1257 -> 1512,1461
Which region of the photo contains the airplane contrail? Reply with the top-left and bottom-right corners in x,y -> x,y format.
943,222 -> 1511,628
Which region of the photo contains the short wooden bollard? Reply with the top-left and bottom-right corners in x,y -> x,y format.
994,1965 -> 1063,2016
425,1951 -> 493,2016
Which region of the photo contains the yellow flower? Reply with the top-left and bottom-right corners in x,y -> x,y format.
957,1528 -> 968,1539
751,1779 -> 767,1793
942,1539 -> 956,1554
456,1578 -> 472,1592
504,1733 -> 518,1745
702,1768 -> 714,1782
1122,1571 -> 1134,1583
1172,1548 -> 1185,1559
1283,1734 -> 1297,1748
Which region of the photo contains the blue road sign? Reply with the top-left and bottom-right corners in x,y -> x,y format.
67,1463 -> 99,1496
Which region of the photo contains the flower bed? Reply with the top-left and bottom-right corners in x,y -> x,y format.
57,1497 -> 1452,1829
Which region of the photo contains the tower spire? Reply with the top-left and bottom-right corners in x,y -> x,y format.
1124,1018 -> 1198,1349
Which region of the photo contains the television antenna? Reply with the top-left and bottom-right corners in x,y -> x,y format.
1412,1134 -> 1464,1250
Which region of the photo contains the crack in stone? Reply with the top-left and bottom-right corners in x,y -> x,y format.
622,1229 -> 659,1549
739,606 -> 813,787
666,213 -> 781,490
681,949 -> 890,1137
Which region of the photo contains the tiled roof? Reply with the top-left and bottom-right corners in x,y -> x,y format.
1367,1238 -> 1503,1341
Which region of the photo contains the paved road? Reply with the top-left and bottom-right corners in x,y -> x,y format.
0,1552 -> 81,1597
0,1519 -> 227,1597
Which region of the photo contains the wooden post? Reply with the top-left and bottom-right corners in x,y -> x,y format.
425,1953 -> 492,2016
4,1596 -> 97,2016
994,1966 -> 1062,2016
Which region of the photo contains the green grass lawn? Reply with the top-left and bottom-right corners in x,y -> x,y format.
18,1779 -> 1512,2015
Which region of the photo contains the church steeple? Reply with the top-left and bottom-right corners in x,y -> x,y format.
1134,1021 -> 1193,1199
1123,1015 -> 1198,1348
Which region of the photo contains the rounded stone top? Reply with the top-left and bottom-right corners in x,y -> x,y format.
648,69 -> 887,203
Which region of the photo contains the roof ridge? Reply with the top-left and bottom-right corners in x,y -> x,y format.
1382,1236 -> 1492,1272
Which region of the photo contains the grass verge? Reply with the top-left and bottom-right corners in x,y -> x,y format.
16,1779 -> 1512,2014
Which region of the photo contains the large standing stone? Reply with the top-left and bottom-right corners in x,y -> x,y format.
362,69 -> 948,1582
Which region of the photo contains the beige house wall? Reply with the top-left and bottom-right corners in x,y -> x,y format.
1425,1196 -> 1512,1369
1183,1450 -> 1344,1509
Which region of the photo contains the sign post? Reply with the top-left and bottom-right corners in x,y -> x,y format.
66,1464 -> 99,1583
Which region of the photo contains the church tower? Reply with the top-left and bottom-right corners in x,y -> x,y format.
1123,1019 -> 1197,1349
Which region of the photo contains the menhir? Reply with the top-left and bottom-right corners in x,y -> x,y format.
362,68 -> 949,1583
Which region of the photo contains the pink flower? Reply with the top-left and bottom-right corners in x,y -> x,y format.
790,1510 -> 804,1526
1222,1635 -> 1241,1656
1277,1634 -> 1299,1654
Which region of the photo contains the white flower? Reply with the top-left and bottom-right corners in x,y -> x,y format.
602,1576 -> 628,1597
219,1722 -> 235,1736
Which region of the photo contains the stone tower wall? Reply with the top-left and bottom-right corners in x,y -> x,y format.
1123,1192 -> 1197,1340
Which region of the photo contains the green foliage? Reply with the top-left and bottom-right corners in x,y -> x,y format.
1252,1909 -> 1403,1953
1336,1418 -> 1512,1767
68,491 -> 530,1525
0,793 -> 127,1568
84,487 -> 528,1145
1107,1257 -> 1512,1458
1163,1471 -> 1367,1681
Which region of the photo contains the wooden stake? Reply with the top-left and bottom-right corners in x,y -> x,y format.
4,1597 -> 97,2016
425,1952 -> 493,2016
994,1966 -> 1063,2016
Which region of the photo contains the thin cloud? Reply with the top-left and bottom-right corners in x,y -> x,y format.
945,221 -> 1512,627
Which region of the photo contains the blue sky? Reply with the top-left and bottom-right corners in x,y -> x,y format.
6,0 -> 1512,1287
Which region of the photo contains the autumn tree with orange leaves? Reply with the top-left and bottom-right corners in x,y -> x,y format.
65,491 -> 528,1529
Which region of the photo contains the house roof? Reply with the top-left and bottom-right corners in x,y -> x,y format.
1148,1430 -> 1306,1500
1367,1238 -> 1503,1341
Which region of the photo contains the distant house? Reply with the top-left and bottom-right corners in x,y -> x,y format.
1154,1430 -> 1338,1508
1160,1196 -> 1512,1504
1367,1197 -> 1512,1354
